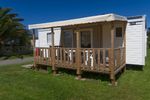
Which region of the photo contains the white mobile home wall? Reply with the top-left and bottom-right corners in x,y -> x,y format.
35,28 -> 61,47
126,15 -> 147,66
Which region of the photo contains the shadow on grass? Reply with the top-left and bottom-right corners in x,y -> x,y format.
82,72 -> 110,81
126,64 -> 144,71
35,65 -> 127,83
56,67 -> 110,82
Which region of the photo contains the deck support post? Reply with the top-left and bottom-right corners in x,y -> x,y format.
32,29 -> 36,69
76,31 -> 81,79
110,22 -> 116,86
51,27 -> 57,75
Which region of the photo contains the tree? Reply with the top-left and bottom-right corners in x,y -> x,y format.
147,27 -> 150,48
0,7 -> 28,46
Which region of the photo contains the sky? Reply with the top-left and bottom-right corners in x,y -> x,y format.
1,0 -> 150,28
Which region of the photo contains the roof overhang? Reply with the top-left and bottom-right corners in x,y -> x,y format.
28,13 -> 127,29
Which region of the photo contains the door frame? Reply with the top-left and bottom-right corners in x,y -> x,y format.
75,28 -> 93,48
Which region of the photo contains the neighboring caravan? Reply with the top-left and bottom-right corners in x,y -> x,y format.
126,15 -> 147,66
28,13 -> 146,85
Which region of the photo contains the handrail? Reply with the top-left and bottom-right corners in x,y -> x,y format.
34,47 -> 125,73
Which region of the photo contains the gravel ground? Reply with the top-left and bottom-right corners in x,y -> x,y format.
0,57 -> 33,66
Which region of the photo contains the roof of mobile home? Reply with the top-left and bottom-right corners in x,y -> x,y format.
29,13 -> 127,29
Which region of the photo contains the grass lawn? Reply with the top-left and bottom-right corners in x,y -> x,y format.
0,50 -> 150,100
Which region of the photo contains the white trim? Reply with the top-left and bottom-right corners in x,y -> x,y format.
29,13 -> 127,29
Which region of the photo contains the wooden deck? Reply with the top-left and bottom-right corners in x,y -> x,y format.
34,47 -> 125,83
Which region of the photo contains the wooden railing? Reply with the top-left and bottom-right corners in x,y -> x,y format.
54,48 -> 77,69
114,47 -> 125,69
79,48 -> 111,72
34,47 -> 52,65
34,47 -> 125,73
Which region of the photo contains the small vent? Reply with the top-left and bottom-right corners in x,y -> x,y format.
129,21 -> 142,26
130,22 -> 136,25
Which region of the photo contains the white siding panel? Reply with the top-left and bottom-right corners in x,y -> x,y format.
126,17 -> 146,65
38,29 -> 49,47
54,28 -> 61,46
35,40 -> 39,47
35,28 -> 61,47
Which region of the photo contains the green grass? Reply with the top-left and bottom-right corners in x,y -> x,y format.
0,50 -> 150,100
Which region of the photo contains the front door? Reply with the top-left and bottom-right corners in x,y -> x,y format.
80,30 -> 92,48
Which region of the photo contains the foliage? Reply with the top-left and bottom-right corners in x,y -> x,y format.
0,7 -> 29,46
147,28 -> 150,48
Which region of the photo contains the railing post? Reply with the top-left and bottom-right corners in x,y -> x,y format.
51,27 -> 57,75
76,31 -> 81,79
32,29 -> 36,69
110,22 -> 116,86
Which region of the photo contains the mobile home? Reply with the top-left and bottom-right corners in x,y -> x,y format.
29,13 -> 146,85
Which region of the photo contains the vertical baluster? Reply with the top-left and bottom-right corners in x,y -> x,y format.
115,49 -> 117,68
88,49 -> 90,70
60,48 -> 62,64
41,48 -> 42,64
43,48 -> 46,64
116,49 -> 118,68
98,49 -> 100,71
64,48 -> 66,65
37,48 -> 39,64
43,48 -> 44,64
40,49 -> 41,64
122,48 -> 124,65
124,48 -> 125,64
80,49 -> 82,68
108,48 -> 112,70
41,48 -> 43,64
66,49 -> 68,66
55,48 -> 57,64
92,49 -> 95,70
71,48 -> 73,65
66,49 -> 68,65
57,47 -> 60,64
67,49 -> 70,65
50,47 -> 52,65
39,48 -> 40,64
103,49 -> 106,68
45,48 -> 47,64
83,49 -> 86,69
118,48 -> 121,67
48,48 -> 50,65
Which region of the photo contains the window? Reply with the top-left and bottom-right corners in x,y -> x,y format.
31,29 -> 38,39
47,33 -> 52,44
63,30 -> 73,48
116,27 -> 122,37
81,31 -> 91,48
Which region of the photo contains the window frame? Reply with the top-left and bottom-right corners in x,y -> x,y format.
116,27 -> 123,38
47,32 -> 52,44
76,28 -> 93,48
